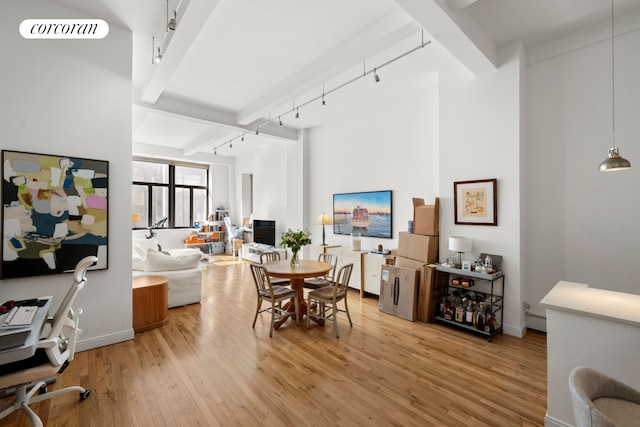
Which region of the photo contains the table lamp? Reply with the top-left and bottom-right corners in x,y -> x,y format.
317,213 -> 333,246
449,236 -> 471,268
132,212 -> 141,229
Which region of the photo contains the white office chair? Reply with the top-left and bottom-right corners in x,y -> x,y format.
0,256 -> 97,427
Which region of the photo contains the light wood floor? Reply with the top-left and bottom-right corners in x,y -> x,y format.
2,256 -> 547,426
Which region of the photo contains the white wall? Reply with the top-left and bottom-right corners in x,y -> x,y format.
308,53 -> 439,253
439,43 -> 525,336
1,0 -> 134,349
524,14 -> 640,324
235,140 -> 290,243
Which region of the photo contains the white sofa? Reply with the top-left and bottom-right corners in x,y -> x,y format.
132,239 -> 205,308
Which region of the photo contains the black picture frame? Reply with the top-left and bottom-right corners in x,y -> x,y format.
453,178 -> 497,226
1,149 -> 108,278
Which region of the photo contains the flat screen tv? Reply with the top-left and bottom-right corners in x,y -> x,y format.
333,190 -> 392,238
253,219 -> 276,246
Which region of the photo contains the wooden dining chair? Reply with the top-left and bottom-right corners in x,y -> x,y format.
250,264 -> 299,337
306,263 -> 353,338
303,252 -> 337,290
259,251 -> 290,286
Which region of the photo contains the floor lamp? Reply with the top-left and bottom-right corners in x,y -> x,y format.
317,213 -> 332,246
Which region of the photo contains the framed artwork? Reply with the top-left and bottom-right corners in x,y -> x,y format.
333,190 -> 392,238
1,150 -> 108,279
453,179 -> 497,226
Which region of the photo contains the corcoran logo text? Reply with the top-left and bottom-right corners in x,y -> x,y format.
20,19 -> 109,39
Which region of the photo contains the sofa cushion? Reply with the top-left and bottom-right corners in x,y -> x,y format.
132,239 -> 159,259
144,249 -> 201,272
132,251 -> 146,271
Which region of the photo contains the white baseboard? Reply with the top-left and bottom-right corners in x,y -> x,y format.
76,329 -> 134,352
502,322 -> 527,338
545,412 -> 573,427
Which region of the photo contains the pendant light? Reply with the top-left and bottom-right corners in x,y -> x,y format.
599,0 -> 631,172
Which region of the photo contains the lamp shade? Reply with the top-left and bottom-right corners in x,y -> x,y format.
599,147 -> 631,172
449,236 -> 471,253
132,213 -> 141,223
317,213 -> 333,225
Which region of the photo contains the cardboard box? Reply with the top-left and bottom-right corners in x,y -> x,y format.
413,197 -> 439,236
416,265 -> 440,322
397,232 -> 439,263
378,265 -> 418,321
395,255 -> 426,271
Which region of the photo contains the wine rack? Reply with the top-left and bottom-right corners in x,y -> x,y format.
432,265 -> 504,342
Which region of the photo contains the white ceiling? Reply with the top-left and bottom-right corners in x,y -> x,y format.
50,0 -> 640,158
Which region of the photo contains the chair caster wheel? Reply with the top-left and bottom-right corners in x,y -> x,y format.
38,386 -> 47,395
80,390 -> 91,400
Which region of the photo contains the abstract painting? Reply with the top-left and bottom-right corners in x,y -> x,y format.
2,150 -> 108,278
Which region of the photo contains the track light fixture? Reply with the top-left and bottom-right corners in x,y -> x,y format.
151,36 -> 162,64
166,0 -> 177,31
211,33 -> 432,155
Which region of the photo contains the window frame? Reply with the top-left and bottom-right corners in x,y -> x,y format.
132,157 -> 209,229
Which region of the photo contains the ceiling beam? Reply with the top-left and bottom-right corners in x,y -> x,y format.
394,0 -> 497,75
134,96 -> 299,142
236,8 -> 421,126
141,0 -> 222,104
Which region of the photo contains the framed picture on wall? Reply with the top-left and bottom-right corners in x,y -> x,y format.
453,178 -> 497,226
1,150 -> 108,278
333,190 -> 392,238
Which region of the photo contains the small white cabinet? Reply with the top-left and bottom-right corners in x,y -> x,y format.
308,246 -> 390,296
363,253 -> 387,295
241,243 -> 287,263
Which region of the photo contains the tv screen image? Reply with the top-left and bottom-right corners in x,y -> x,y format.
252,220 -> 276,246
333,190 -> 392,238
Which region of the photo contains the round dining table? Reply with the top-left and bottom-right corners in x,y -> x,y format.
263,259 -> 332,329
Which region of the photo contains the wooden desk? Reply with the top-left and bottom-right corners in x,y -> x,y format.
0,298 -> 51,366
132,276 -> 169,333
264,260 -> 332,329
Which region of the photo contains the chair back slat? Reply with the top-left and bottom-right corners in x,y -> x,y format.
260,251 -> 281,264
334,263 -> 353,297
317,253 -> 338,280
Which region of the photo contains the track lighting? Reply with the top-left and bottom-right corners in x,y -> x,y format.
167,11 -> 177,31
167,0 -> 177,33
151,36 -> 162,64
212,34 -> 430,148
214,149 -> 217,155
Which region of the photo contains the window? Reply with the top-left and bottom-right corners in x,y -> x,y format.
132,159 -> 209,229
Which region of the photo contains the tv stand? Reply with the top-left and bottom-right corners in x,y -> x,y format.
242,243 -> 288,263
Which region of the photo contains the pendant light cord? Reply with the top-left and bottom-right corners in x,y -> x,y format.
611,0 -> 615,146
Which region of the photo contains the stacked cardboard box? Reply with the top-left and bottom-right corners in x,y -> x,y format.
395,197 -> 440,322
